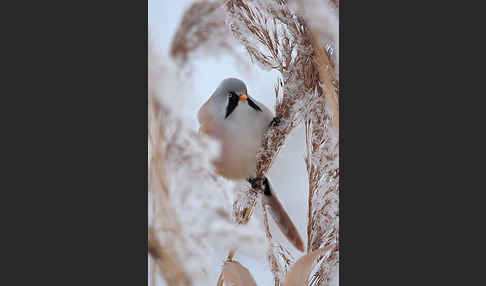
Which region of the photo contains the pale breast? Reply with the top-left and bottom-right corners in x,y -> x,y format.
215,101 -> 273,179
198,95 -> 273,180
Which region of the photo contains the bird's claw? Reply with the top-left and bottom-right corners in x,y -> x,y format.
247,177 -> 272,196
248,177 -> 264,190
270,116 -> 281,127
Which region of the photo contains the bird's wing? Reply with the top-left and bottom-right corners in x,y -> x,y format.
199,119 -> 214,135
250,96 -> 274,125
197,97 -> 214,126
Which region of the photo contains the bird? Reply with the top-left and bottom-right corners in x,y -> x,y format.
198,77 -> 304,252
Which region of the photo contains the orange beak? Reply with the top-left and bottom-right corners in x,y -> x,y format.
239,94 -> 248,101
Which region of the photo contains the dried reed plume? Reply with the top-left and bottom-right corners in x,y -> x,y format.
149,39 -> 268,285
223,0 -> 339,284
170,0 -> 247,68
148,71 -> 192,286
155,0 -> 339,284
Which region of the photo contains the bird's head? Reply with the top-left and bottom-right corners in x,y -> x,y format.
216,78 -> 261,118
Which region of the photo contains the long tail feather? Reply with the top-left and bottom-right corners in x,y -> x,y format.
262,177 -> 305,252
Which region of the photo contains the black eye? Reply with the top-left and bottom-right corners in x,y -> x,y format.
225,92 -> 239,119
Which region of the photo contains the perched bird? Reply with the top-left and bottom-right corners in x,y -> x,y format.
198,78 -> 304,252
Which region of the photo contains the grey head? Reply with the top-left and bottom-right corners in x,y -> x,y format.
217,78 -> 247,97
211,78 -> 262,119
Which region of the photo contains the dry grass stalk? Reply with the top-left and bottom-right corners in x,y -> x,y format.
301,10 -> 339,286
148,226 -> 191,286
150,48 -> 269,285
148,92 -> 193,286
304,61 -> 339,254
149,46 -> 212,285
170,0 -> 247,68
281,243 -> 336,286
304,26 -> 339,286
262,197 -> 295,285
309,30 -> 338,131
288,0 -> 339,79
225,0 -> 317,224
158,0 -> 339,284
224,0 -> 339,284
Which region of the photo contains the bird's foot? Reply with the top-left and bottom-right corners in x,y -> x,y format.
270,116 -> 281,127
247,177 -> 272,196
247,177 -> 264,190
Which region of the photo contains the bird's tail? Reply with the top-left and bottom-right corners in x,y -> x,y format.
262,177 -> 305,252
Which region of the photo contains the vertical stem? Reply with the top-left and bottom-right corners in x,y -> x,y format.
262,197 -> 273,240
305,120 -> 313,253
307,181 -> 313,252
216,273 -> 224,286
